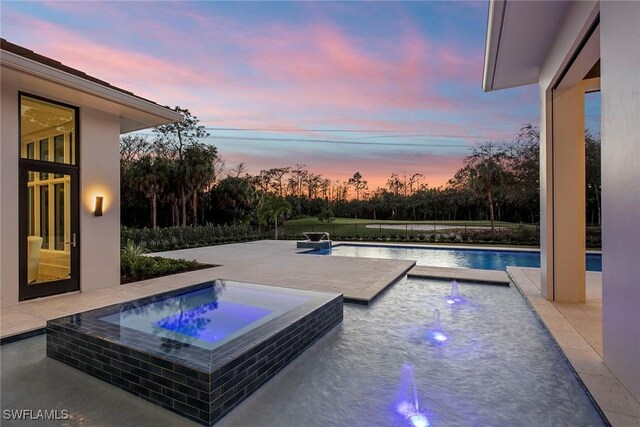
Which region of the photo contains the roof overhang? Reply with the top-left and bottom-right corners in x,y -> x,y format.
483,0 -> 571,92
1,50 -> 182,133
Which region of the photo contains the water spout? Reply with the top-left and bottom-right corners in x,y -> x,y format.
396,364 -> 430,427
427,309 -> 448,344
433,309 -> 441,329
446,280 -> 463,305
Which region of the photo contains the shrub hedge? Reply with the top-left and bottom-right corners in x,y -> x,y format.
121,224 -> 260,252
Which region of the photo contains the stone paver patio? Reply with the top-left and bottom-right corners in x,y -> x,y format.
1,240 -> 414,340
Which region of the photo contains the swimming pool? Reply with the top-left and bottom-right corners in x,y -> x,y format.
313,244 -> 602,272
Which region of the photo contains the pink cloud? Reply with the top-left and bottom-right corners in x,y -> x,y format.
2,3 -> 537,188
239,22 -> 455,112
7,14 -> 218,99
5,8 -> 515,133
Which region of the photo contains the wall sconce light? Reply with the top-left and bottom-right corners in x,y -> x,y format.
94,196 -> 104,217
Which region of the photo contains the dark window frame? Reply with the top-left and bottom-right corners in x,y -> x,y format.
18,92 -> 81,301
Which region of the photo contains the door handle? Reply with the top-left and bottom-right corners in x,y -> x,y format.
64,233 -> 77,248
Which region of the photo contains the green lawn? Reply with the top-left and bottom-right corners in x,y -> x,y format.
285,217 -> 518,226
280,217 -> 534,243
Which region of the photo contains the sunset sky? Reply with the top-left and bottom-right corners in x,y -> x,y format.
1,1 -> 600,188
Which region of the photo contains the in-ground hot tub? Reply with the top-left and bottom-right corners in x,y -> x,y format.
46,280 -> 343,425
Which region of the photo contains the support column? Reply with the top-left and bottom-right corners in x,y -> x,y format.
540,84 -> 586,303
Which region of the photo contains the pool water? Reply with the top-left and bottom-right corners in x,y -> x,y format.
218,278 -> 605,426
317,244 -> 602,272
154,299 -> 271,344
101,283 -> 311,351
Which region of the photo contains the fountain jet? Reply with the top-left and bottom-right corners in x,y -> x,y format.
396,364 -> 430,427
427,309 -> 448,343
446,280 -> 463,305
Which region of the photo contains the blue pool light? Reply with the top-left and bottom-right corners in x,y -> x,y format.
397,401 -> 430,427
409,413 -> 430,427
430,331 -> 448,343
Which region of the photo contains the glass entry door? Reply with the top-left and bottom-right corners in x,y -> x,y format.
19,93 -> 80,301
19,161 -> 79,300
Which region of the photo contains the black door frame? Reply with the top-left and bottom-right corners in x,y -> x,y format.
18,160 -> 80,300
18,93 -> 80,301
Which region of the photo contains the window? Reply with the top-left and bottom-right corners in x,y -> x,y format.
20,96 -> 76,165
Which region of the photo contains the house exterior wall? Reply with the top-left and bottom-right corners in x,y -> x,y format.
0,82 -> 121,307
535,0 -> 639,401
79,106 -> 121,295
600,0 -> 640,401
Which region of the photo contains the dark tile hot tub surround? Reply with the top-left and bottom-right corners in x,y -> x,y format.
47,281 -> 343,426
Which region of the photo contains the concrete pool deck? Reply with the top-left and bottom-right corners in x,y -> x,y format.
509,267 -> 640,426
1,240 -> 415,340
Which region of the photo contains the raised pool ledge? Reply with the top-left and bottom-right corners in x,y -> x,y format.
408,265 -> 511,286
46,280 -> 343,426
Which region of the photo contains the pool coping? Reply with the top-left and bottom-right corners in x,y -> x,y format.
506,267 -> 635,426
332,241 -> 603,255
508,279 -> 611,426
408,265 -> 511,286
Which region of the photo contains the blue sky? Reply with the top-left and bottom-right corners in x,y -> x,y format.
1,1 -> 599,187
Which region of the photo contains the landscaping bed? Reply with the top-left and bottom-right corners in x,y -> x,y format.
120,240 -> 217,284
121,256 -> 216,284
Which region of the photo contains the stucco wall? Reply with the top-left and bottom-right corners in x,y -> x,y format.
1,83 -> 20,307
600,0 -> 640,401
0,83 -> 121,307
79,106 -> 121,294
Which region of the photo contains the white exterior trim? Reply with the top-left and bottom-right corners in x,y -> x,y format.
482,0 -> 505,92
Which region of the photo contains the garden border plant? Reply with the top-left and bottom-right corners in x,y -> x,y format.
120,240 -> 216,284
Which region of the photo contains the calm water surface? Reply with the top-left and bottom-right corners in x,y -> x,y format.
323,244 -> 602,272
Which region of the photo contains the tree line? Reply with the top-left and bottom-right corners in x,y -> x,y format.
121,108 -> 602,230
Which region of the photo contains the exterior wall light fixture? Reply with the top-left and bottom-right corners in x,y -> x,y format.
95,196 -> 104,217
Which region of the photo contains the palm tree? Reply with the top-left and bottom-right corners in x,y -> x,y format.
256,195 -> 292,240
469,158 -> 503,234
131,155 -> 169,228
184,144 -> 218,225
